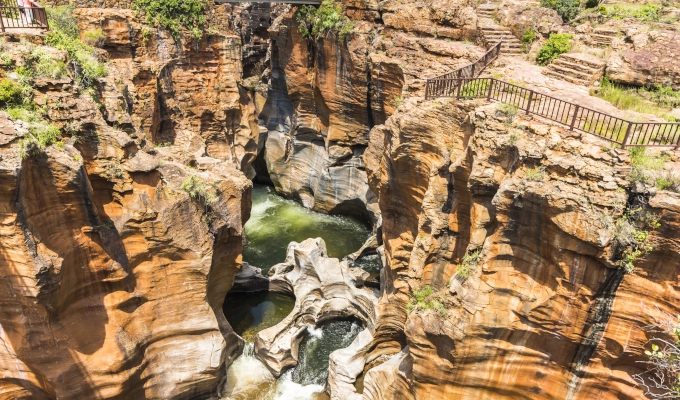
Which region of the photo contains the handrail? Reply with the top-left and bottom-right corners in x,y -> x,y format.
425,39 -> 502,99
426,77 -> 680,149
0,0 -> 49,31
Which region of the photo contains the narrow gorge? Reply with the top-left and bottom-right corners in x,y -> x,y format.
0,0 -> 679,399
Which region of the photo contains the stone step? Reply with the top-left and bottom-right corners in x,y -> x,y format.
550,58 -> 603,74
593,28 -> 619,36
558,53 -> 606,69
544,70 -> 591,86
547,63 -> 596,81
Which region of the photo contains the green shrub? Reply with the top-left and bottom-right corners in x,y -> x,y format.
24,46 -> 68,79
536,33 -> 573,66
0,79 -> 31,107
46,4 -> 79,39
525,166 -> 547,182
296,0 -> 355,41
0,52 -> 12,67
83,29 -> 106,48
540,0 -> 581,21
610,207 -> 660,273
599,4 -> 662,23
456,248 -> 481,279
181,175 -> 215,203
133,0 -> 207,40
45,30 -> 107,88
407,285 -> 448,318
629,147 -> 668,186
656,172 -> 680,193
497,102 -> 518,122
18,122 -> 63,158
521,28 -> 538,45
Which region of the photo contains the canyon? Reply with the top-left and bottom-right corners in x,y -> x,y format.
0,0 -> 678,399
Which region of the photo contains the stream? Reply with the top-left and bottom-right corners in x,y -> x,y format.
222,184 -> 374,399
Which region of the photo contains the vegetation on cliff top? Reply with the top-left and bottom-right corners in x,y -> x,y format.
133,0 -> 207,40
536,33 -> 573,66
296,0 -> 354,41
45,5 -> 107,88
592,77 -> 680,122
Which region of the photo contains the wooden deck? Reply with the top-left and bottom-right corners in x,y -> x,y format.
214,0 -> 322,4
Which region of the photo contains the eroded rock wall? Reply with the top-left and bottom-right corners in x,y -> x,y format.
0,11 -> 254,399
362,98 -> 680,399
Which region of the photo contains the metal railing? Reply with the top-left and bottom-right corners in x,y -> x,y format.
428,77 -> 680,148
0,0 -> 49,31
425,39 -> 502,99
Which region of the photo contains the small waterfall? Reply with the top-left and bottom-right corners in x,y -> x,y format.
306,325 -> 324,339
242,342 -> 255,358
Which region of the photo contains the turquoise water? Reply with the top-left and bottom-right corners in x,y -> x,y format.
243,185 -> 371,273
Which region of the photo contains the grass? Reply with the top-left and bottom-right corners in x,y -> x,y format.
406,285 -> 448,318
592,77 -> 678,122
45,5 -> 107,88
630,147 -> 666,183
525,166 -> 547,182
656,171 -> 680,193
181,175 -> 215,203
456,248 -> 481,279
18,122 -> 63,158
497,102 -> 519,123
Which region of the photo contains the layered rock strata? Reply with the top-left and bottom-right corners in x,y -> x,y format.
361,97 -> 680,399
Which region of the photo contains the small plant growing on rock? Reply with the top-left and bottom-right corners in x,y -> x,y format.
634,312 -> 680,398
656,171 -> 680,193
407,285 -> 448,318
521,28 -> 538,52
83,29 -> 106,48
609,207 -> 661,273
18,122 -> 63,158
296,0 -> 355,41
525,166 -> 547,182
536,33 -> 573,66
394,96 -> 403,109
456,248 -> 481,279
497,102 -> 518,123
629,147 -> 668,187
181,175 -> 215,205
0,79 -> 32,107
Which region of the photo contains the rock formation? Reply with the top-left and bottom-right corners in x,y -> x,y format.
361,97 -> 680,399
254,238 -> 378,382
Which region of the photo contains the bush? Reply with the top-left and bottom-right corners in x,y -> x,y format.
521,28 -> 538,52
406,285 -> 448,318
656,172 -> 680,193
18,122 -> 63,158
181,175 -> 215,204
45,31 -> 107,88
46,4 -> 79,39
609,207 -> 660,273
83,29 -> 106,48
599,4 -> 662,23
629,146 -> 668,186
540,0 -> 581,21
0,79 -> 32,107
525,166 -> 547,182
296,0 -> 355,41
456,248 -> 481,279
133,0 -> 207,40
497,102 -> 519,123
536,33 -> 573,66
634,312 -> 680,398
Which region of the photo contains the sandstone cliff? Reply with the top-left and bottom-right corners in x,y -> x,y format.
362,97 -> 680,399
0,17 -> 252,399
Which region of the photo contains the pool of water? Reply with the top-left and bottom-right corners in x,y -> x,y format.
350,254 -> 382,282
222,320 -> 363,400
223,292 -> 296,342
243,184 -> 371,273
